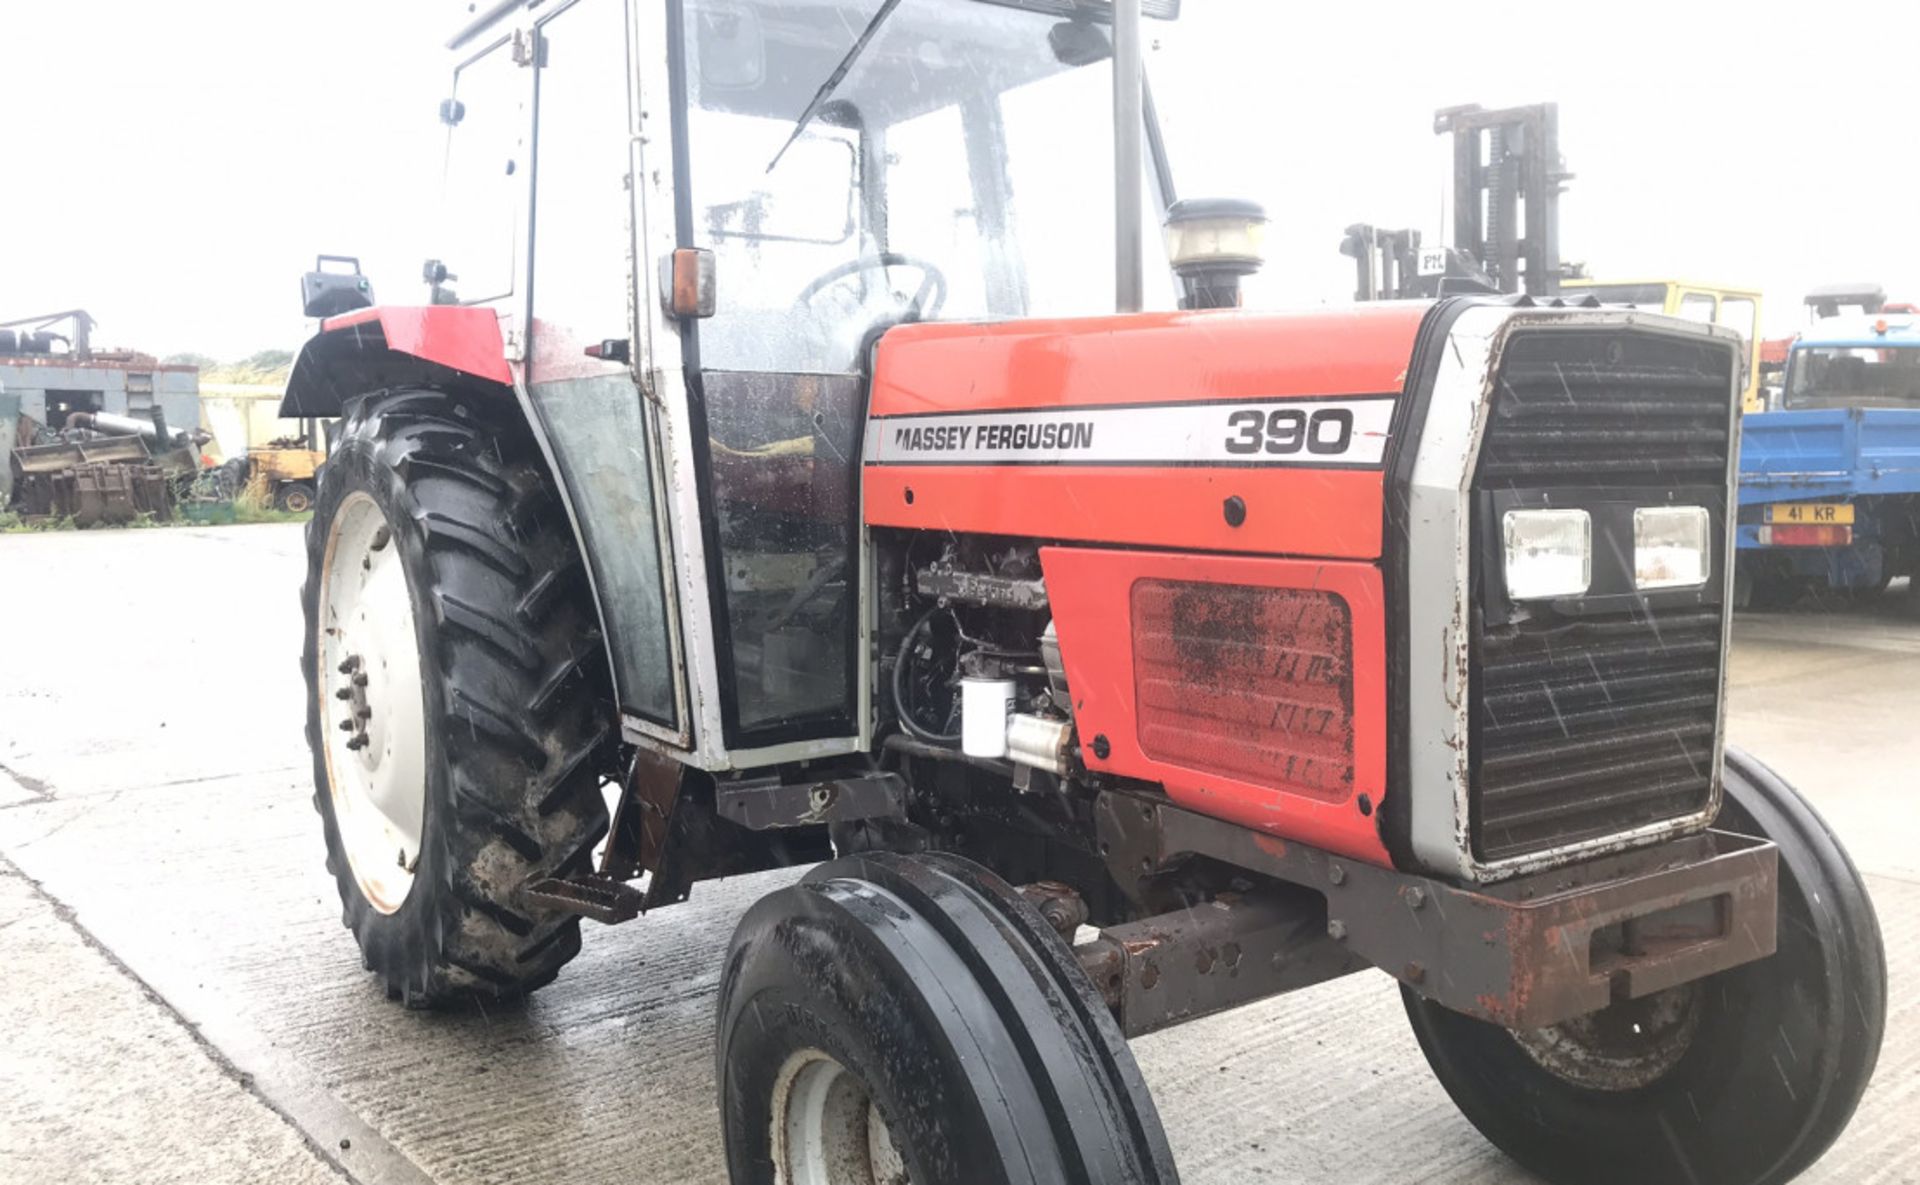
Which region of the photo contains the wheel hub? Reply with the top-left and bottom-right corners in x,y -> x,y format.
1511,983 -> 1703,1091
318,492 -> 428,915
772,1050 -> 909,1185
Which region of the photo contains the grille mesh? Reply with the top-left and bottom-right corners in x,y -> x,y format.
1471,330 -> 1733,862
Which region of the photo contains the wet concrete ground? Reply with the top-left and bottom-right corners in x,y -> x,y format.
1,522 -> 1915,1184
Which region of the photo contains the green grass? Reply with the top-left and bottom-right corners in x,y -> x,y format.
0,510 -> 75,534
0,505 -> 308,533
181,502 -> 310,526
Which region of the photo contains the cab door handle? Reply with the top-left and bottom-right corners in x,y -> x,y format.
584,339 -> 630,364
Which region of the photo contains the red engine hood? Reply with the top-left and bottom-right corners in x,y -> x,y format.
863,305 -> 1430,561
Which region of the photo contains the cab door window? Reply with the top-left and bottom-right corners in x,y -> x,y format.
441,41 -> 528,306
1716,297 -> 1757,341
1677,292 -> 1717,324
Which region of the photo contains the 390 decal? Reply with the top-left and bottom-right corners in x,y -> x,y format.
864,396 -> 1394,467
1224,407 -> 1356,456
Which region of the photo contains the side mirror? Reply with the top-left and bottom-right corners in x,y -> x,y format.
693,2 -> 764,89
301,255 -> 375,319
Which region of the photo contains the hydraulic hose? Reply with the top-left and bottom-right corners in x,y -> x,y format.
891,608 -> 962,745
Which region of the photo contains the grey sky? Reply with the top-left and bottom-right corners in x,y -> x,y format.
5,1 -> 1916,358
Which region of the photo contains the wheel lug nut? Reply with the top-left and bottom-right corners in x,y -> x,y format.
351,672 -> 369,688
338,656 -> 361,674
335,688 -> 353,701
338,718 -> 357,732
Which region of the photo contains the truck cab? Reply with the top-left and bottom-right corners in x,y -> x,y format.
1736,312 -> 1920,604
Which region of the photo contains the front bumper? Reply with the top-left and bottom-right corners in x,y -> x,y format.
1099,795 -> 1779,1031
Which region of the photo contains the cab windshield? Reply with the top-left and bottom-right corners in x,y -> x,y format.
679,0 -> 1171,374
1786,345 -> 1920,409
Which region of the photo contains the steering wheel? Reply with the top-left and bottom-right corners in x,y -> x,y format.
796,252 -> 948,320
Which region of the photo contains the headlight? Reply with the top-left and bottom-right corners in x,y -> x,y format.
1634,506 -> 1711,590
1503,508 -> 1592,600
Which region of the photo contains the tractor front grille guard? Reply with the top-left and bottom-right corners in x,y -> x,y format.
1468,329 -> 1737,862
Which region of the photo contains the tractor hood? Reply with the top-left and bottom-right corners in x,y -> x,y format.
861,304 -> 1430,560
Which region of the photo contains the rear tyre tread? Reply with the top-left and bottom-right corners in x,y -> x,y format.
450,883 -> 537,938
537,723 -> 615,816
434,590 -> 543,671
416,510 -> 531,578
304,385 -> 615,1009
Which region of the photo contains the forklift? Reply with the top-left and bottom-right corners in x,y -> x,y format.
1341,102 -> 1770,411
279,4 -> 1883,1183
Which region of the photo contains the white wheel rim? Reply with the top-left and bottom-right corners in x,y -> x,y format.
318,491 -> 429,915
771,1050 -> 909,1185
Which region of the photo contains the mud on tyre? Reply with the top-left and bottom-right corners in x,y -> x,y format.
302,387 -> 616,1007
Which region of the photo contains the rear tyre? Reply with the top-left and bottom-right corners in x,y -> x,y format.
1402,746 -> 1886,1185
303,387 -> 615,1007
275,480 -> 317,514
718,852 -> 1177,1185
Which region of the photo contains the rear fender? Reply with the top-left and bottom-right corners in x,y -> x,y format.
279,306 -> 515,418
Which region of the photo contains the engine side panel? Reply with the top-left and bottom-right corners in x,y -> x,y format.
863,307 -> 1426,559
1041,547 -> 1390,866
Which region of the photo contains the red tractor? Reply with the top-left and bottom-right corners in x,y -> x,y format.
282,2 -> 1884,1182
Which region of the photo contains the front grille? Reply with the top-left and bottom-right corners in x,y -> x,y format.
1470,330 -> 1734,863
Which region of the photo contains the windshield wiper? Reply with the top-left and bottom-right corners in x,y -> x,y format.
767,0 -> 903,173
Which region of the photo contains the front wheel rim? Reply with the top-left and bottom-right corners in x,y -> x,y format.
772,1050 -> 909,1185
1510,982 -> 1703,1091
317,491 -> 428,914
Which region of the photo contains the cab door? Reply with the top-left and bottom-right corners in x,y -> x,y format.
521,0 -> 688,745
1712,294 -> 1762,411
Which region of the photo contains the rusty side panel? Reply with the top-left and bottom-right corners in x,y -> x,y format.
1044,548 -> 1391,867
1132,581 -> 1354,801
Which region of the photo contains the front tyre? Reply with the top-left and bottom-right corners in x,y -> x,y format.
1403,746 -> 1886,1185
304,387 -> 615,1007
718,853 -> 1177,1185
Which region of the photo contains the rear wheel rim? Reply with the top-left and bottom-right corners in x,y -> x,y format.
318,491 -> 428,914
772,1049 -> 909,1185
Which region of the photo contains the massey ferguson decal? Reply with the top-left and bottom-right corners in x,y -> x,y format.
864,396 -> 1396,467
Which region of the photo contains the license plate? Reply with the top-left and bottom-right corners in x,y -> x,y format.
1763,502 -> 1853,525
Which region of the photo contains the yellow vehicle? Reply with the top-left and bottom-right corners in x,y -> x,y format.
246,417 -> 326,512
1562,279 -> 1766,411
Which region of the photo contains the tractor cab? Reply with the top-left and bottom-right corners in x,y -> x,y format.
403,0 -> 1204,766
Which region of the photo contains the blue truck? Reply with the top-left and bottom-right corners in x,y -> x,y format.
1735,311 -> 1920,606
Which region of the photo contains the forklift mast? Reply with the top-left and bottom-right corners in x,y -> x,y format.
1344,102 -> 1573,301
1437,102 -> 1571,297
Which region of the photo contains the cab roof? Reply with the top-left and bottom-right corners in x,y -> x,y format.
1794,314 -> 1920,350
1562,278 -> 1763,299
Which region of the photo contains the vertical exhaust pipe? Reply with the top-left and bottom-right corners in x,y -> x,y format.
1113,0 -> 1144,314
